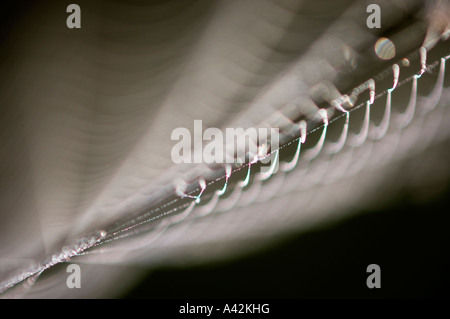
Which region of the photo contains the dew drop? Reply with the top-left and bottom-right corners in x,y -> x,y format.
374,37 -> 396,60
402,58 -> 410,67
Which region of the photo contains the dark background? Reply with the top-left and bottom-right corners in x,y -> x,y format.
122,183 -> 450,299
1,0 -> 449,300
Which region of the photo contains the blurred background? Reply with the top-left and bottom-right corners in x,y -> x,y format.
1,0 -> 449,298
123,185 -> 450,298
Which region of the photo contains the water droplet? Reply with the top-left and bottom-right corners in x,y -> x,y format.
257,144 -> 268,158
235,157 -> 244,167
374,37 -> 396,60
402,58 -> 410,67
